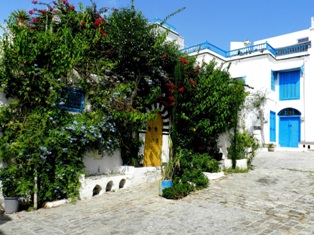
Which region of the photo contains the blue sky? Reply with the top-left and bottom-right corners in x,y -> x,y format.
1,0 -> 314,50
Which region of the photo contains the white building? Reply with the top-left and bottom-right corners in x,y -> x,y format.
182,17 -> 314,149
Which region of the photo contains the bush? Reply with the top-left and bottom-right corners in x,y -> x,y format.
162,148 -> 219,199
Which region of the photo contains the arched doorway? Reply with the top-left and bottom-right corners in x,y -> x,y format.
278,108 -> 301,148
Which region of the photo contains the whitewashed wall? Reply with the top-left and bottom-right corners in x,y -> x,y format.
191,20 -> 314,146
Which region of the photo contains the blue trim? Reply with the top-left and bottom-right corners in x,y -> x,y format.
271,71 -> 277,91
58,87 -> 85,113
149,18 -> 177,32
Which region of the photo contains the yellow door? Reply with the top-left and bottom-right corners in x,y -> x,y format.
144,113 -> 163,166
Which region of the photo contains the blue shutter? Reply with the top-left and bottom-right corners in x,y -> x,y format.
279,70 -> 300,100
270,111 -> 276,142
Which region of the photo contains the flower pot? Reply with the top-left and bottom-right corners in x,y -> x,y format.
159,180 -> 172,196
268,147 -> 275,152
4,197 -> 19,214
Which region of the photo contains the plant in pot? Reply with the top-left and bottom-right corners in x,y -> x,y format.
159,159 -> 174,196
268,143 -> 276,152
0,165 -> 20,214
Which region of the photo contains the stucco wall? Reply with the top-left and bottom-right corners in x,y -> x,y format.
83,150 -> 123,176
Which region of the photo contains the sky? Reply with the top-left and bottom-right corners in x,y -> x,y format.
1,0 -> 314,50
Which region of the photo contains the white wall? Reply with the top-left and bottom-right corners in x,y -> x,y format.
192,26 -> 313,146
83,150 -> 123,175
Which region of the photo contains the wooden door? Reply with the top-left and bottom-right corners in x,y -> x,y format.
143,113 -> 163,166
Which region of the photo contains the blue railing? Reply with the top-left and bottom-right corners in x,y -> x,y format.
182,41 -> 311,58
149,18 -> 177,32
182,41 -> 228,57
226,43 -> 268,57
275,42 -> 311,56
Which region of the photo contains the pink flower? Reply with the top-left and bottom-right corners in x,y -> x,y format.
29,10 -> 35,15
32,0 -> 38,4
62,0 -> 69,4
32,17 -> 40,23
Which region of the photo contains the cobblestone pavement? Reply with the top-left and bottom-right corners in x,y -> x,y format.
1,150 -> 314,235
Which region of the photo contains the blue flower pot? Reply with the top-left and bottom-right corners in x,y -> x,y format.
159,180 -> 173,196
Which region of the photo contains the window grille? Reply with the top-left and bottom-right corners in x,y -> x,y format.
58,87 -> 85,112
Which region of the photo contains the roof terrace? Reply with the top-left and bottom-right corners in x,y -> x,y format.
182,41 -> 311,58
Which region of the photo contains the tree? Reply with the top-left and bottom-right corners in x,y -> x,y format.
0,0 -> 184,207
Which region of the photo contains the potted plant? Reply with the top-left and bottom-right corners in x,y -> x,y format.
0,165 -> 19,214
159,160 -> 174,196
267,143 -> 276,152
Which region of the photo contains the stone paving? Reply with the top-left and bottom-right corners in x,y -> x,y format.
0,150 -> 314,235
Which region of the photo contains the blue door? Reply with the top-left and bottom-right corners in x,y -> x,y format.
269,111 -> 276,142
279,117 -> 300,147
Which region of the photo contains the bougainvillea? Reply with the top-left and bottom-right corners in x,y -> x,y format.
0,0 -> 183,207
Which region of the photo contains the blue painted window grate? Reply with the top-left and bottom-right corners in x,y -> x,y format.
58,87 -> 85,112
278,108 -> 301,116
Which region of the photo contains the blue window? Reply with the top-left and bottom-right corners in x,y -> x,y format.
279,70 -> 300,100
269,111 -> 276,142
271,71 -> 277,91
58,87 -> 85,112
234,76 -> 246,84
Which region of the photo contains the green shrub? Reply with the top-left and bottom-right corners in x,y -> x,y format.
162,181 -> 195,199
162,148 -> 216,199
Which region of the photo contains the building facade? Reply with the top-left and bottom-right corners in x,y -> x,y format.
182,17 -> 314,149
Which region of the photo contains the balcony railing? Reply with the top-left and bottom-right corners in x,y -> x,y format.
275,42 -> 311,56
182,41 -> 311,58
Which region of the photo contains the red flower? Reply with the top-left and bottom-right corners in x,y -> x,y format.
39,10 -> 47,15
94,18 -> 103,26
32,0 -> 38,4
178,86 -> 185,93
100,28 -> 106,37
179,58 -> 189,64
165,83 -> 174,89
162,54 -> 167,58
81,21 -> 86,25
170,102 -> 175,106
29,10 -> 35,15
169,96 -> 174,101
189,79 -> 197,86
70,5 -> 75,10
